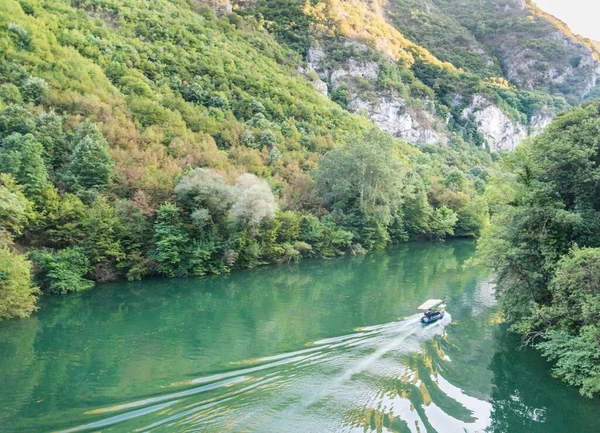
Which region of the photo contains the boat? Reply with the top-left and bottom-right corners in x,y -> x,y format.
418,299 -> 446,324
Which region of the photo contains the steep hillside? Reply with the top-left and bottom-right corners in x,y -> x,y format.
380,0 -> 600,104
0,0 -> 494,318
243,0 -> 576,151
431,0 -> 600,103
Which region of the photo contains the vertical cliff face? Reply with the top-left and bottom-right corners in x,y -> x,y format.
303,43 -> 449,146
461,95 -> 527,152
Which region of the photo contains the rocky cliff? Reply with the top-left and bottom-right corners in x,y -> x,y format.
237,0 -> 595,151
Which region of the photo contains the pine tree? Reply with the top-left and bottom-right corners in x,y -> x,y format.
63,121 -> 115,192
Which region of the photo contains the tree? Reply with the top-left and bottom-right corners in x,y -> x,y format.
21,76 -> 48,104
0,174 -> 35,237
535,247 -> 600,397
0,84 -> 22,104
42,193 -> 87,248
314,128 -> 405,248
152,203 -> 189,277
0,133 -> 50,199
476,100 -> 600,396
63,121 -> 115,193
0,248 -> 39,320
429,206 -> 458,240
81,196 -> 124,281
174,168 -> 234,222
230,173 -> 277,227
31,247 -> 93,294
36,111 -> 68,172
0,104 -> 35,139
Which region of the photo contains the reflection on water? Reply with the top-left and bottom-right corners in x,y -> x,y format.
0,240 -> 598,433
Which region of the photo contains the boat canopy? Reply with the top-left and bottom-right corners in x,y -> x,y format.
418,299 -> 443,310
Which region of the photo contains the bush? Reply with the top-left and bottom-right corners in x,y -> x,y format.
230,173 -> 277,227
0,248 -> 39,320
0,84 -> 22,104
31,247 -> 93,294
21,76 -> 48,104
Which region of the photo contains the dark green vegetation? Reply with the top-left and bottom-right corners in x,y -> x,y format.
1,241 -> 599,432
0,0 -> 493,319
476,100 -> 600,397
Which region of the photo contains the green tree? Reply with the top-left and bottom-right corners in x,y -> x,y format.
31,247 -> 94,294
42,193 -> 87,247
174,168 -> 234,222
63,121 -> 115,193
0,248 -> 39,320
314,128 -> 405,248
0,174 -> 35,237
35,111 -> 68,172
535,247 -> 600,397
81,196 -> 124,280
0,84 -> 22,104
476,100 -> 600,395
152,203 -> 190,277
0,133 -> 50,199
0,104 -> 35,139
21,76 -> 48,104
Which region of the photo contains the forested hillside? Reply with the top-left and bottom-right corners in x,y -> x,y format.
0,0 -> 493,319
0,0 -> 598,324
476,100 -> 600,397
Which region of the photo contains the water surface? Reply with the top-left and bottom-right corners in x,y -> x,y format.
0,240 -> 598,432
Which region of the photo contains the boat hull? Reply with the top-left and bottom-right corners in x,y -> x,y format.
421,310 -> 445,324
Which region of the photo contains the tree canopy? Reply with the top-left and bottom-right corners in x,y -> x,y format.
476,100 -> 600,396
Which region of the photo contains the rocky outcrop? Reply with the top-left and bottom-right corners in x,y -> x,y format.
461,95 -> 528,152
305,44 -> 448,145
330,58 -> 379,85
499,31 -> 600,102
530,108 -> 555,136
349,93 -> 448,145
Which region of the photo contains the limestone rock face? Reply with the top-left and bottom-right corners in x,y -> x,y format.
306,43 -> 448,145
330,58 -> 380,86
349,93 -> 447,145
461,96 -> 527,152
530,108 -> 556,136
500,31 -> 600,102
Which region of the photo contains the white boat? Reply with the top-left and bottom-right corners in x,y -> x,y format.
418,299 -> 446,324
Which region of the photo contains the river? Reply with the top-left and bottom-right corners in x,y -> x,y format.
0,240 -> 598,432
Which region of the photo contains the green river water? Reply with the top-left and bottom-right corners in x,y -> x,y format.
0,240 -> 598,433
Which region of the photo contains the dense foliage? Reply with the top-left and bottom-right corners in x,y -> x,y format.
0,0 -> 498,320
476,100 -> 600,396
0,247 -> 39,320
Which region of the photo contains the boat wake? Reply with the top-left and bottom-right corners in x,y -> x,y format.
57,313 -> 491,433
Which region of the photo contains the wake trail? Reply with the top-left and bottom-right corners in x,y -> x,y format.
59,314 -> 451,433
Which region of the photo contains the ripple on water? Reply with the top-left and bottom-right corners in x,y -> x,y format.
54,312 -> 495,433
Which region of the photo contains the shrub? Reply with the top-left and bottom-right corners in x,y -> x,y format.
0,248 -> 39,320
21,76 -> 48,104
230,173 -> 277,227
31,247 -> 93,294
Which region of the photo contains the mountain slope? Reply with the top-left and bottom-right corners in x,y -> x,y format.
431,0 -> 600,103
1,0 -> 495,318
244,0 -> 580,151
